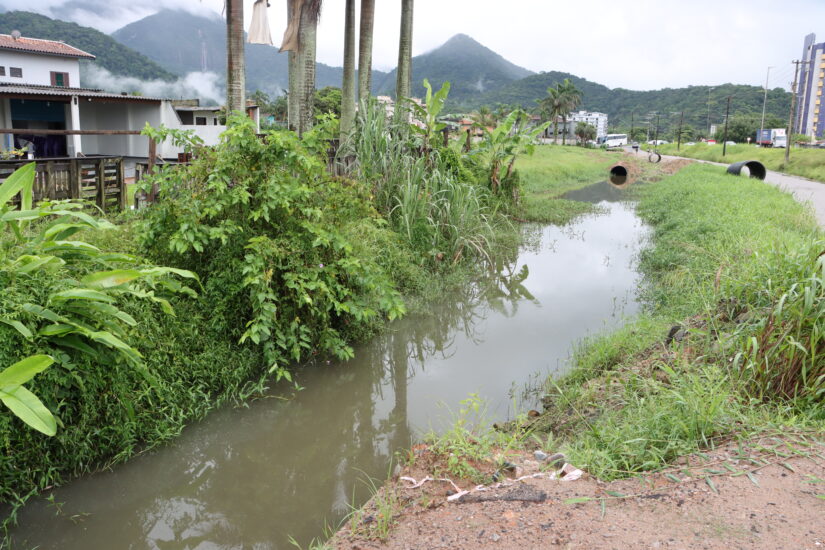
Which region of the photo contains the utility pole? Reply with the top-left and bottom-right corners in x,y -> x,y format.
707,87 -> 713,137
677,110 -> 684,151
630,111 -> 635,142
654,113 -> 660,145
759,66 -> 773,146
786,60 -> 803,165
722,96 -> 731,156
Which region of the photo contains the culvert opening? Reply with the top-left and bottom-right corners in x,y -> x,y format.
726,160 -> 767,180
609,165 -> 628,186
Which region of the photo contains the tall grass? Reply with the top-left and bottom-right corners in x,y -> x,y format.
342,101 -> 499,264
539,163 -> 825,479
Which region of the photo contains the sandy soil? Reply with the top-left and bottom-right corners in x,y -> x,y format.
331,435 -> 825,549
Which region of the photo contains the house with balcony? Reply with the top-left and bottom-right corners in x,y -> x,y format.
0,32 -> 258,166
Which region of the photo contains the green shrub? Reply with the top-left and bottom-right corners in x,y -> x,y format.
139,116 -> 406,379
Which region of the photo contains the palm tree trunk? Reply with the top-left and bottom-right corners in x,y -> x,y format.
339,0 -> 357,139
287,1 -> 300,131
358,0 -> 375,102
298,6 -> 317,136
396,0 -> 414,101
226,0 -> 245,115
562,116 -> 567,145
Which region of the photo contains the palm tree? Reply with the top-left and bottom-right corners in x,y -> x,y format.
226,0 -> 245,114
538,87 -> 565,144
340,0 -> 357,139
298,0 -> 321,136
558,78 -> 582,145
280,0 -> 322,135
358,0 -> 376,102
471,105 -> 496,129
396,0 -> 414,101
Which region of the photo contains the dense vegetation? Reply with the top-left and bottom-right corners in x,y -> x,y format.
0,11 -> 176,81
0,80 -> 551,531
538,164 -> 824,479
658,142 -> 825,183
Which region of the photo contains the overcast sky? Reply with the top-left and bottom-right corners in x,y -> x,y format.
4,0 -> 825,91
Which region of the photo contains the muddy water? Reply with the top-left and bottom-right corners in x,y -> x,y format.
10,182 -> 648,550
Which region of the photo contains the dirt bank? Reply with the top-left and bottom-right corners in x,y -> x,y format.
331,435 -> 825,549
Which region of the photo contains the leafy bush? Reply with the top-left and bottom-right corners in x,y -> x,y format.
139,116 -> 406,379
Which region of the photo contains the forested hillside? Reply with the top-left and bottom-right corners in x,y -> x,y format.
0,11 -> 177,81
375,34 -> 534,103
470,71 -> 790,134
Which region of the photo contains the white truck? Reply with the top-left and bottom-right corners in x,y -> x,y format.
756,128 -> 786,147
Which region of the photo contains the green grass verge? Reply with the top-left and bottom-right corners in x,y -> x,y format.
516,145 -> 619,224
538,163 -> 825,480
658,142 -> 825,183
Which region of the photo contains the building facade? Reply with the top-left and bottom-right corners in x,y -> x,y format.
795,33 -> 825,139
0,33 -> 258,165
567,111 -> 609,139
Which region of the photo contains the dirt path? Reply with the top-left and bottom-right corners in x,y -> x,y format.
332,437 -> 825,549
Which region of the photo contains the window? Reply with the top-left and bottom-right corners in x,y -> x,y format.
195,116 -> 207,125
9,67 -> 22,78
213,118 -> 218,125
178,111 -> 194,125
50,71 -> 70,87
0,67 -> 5,76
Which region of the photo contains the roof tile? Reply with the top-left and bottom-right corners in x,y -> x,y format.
0,34 -> 95,60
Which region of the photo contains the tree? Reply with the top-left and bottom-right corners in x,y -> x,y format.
340,0 -> 357,139
471,106 -> 496,129
574,122 -> 596,146
396,0 -> 414,101
315,86 -> 343,117
225,0 -> 245,114
358,0 -> 376,102
298,1 -> 322,136
537,87 -> 565,144
557,78 -> 582,145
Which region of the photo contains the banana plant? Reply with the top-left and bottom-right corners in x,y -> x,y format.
0,355 -> 56,436
407,79 -> 450,149
473,109 -> 550,199
0,156 -> 200,391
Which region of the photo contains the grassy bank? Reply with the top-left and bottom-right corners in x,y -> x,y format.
537,163 -> 824,480
658,142 -> 825,183
516,145 -> 619,224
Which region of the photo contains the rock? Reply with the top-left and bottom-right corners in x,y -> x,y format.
548,453 -> 566,469
534,450 -> 549,462
490,533 -> 501,542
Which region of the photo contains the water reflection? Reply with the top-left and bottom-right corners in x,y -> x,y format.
11,194 -> 648,550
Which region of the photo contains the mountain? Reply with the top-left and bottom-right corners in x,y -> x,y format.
0,11 -> 176,81
111,9 -> 387,97
471,71 -> 791,134
375,34 -> 534,103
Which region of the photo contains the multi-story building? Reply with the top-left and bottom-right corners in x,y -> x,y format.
795,33 -> 825,138
568,111 -> 609,139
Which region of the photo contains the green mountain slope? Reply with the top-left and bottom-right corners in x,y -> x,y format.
376,34 -> 534,103
471,71 -> 790,134
111,9 -> 385,96
0,11 -> 177,81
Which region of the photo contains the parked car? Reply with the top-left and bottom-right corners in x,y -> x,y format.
647,140 -> 669,145
685,142 -> 696,146
725,141 -> 736,146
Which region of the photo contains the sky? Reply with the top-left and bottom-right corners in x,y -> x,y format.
3,0 -> 825,91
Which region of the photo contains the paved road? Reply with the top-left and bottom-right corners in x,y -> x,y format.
628,147 -> 825,227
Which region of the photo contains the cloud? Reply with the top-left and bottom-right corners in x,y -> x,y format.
82,64 -> 224,105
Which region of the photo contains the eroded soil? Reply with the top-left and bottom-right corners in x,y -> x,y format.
331,436 -> 825,549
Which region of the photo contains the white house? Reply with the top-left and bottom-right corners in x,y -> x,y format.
0,33 -> 258,168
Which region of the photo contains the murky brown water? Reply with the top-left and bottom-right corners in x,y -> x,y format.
9,182 -> 648,549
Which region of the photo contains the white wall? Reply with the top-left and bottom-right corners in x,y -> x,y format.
0,51 -> 80,87
78,101 -> 159,157
156,101 -> 226,158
